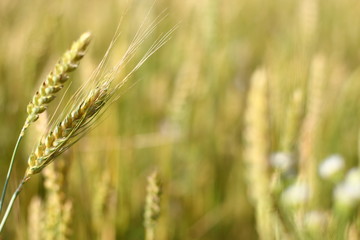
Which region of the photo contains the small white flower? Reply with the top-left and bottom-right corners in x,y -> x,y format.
282,182 -> 310,207
333,182 -> 360,208
333,167 -> 360,212
345,168 -> 360,184
304,210 -> 327,232
270,152 -> 294,173
318,154 -> 345,181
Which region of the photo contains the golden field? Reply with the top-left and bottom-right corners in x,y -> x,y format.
1,0 -> 360,239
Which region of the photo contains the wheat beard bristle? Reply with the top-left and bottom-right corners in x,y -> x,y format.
24,32 -> 92,131
26,83 -> 109,177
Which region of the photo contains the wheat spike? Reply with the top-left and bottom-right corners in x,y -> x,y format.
43,158 -> 72,240
60,200 -> 73,240
298,55 -> 326,208
26,82 -> 109,177
281,89 -> 304,152
298,0 -> 318,44
144,171 -> 161,240
244,68 -> 276,239
24,32 -> 92,132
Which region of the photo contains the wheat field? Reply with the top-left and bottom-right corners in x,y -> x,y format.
1,0 -> 360,239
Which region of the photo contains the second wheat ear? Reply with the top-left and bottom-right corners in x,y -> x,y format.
144,171 -> 161,240
26,83 -> 110,176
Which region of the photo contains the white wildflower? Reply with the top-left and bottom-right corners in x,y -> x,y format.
282,182 -> 310,207
318,154 -> 345,182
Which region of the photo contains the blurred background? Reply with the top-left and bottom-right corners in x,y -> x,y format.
1,0 -> 360,239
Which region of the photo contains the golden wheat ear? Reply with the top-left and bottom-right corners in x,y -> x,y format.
24,32 -> 92,132
26,83 -> 110,176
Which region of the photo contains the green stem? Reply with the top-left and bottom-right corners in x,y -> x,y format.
145,228 -> 155,240
0,177 -> 27,232
0,128 -> 25,215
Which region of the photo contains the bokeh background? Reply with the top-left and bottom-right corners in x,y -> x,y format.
1,0 -> 360,239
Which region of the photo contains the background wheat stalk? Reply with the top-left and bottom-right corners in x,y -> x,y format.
144,171 -> 161,240
43,159 -> 73,240
243,68 -> 276,239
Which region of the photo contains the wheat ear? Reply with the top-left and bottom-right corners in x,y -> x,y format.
26,83 -> 110,176
24,32 -> 92,132
144,171 -> 161,240
244,68 -> 276,239
43,158 -> 72,240
0,83 -> 109,232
